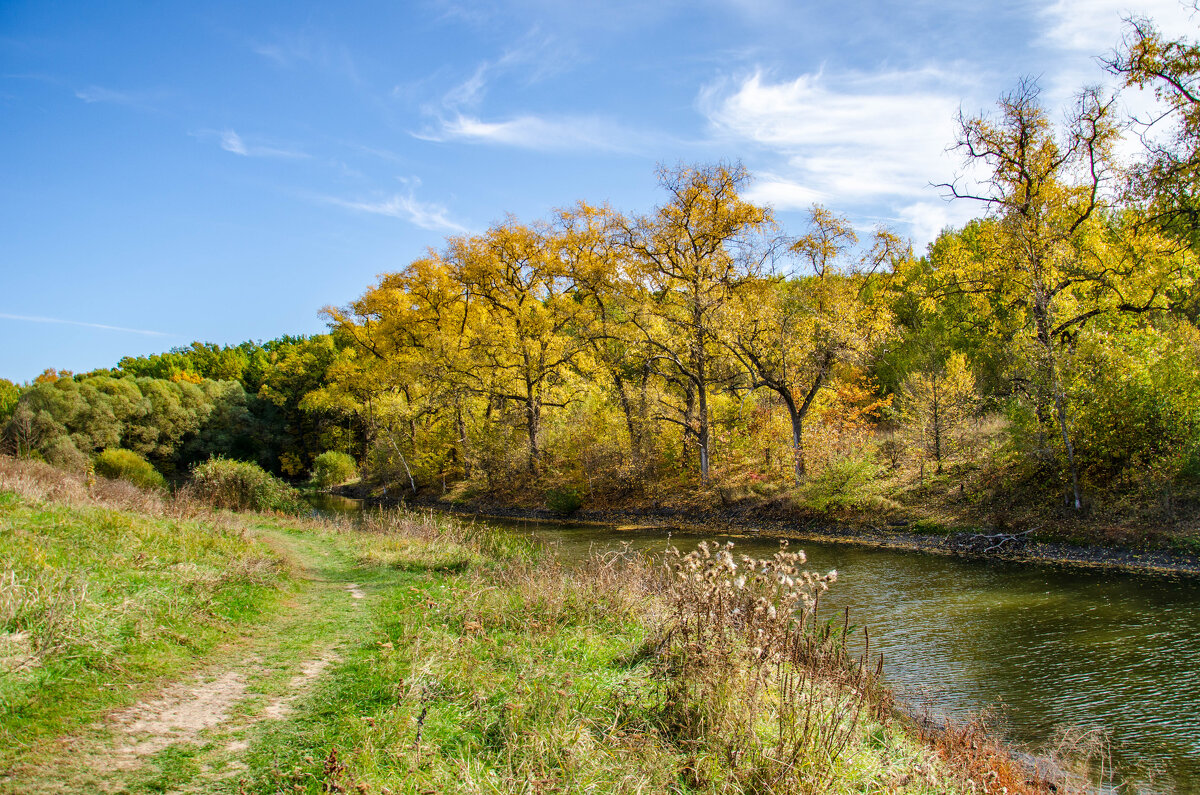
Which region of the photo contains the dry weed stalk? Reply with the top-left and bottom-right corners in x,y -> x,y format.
916,714 -> 1075,794
659,540 -> 884,791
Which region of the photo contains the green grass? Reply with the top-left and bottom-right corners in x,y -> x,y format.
0,490 -> 287,766
239,564 -> 685,793
0,457 -> 1030,794
235,541 -> 956,794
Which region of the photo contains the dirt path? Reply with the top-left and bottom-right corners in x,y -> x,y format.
6,526 -> 380,795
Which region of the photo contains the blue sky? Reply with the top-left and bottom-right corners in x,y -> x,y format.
2,0 -> 1196,382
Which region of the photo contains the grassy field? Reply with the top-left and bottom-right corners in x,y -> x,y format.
0,472 -> 286,773
0,457 -> 1067,794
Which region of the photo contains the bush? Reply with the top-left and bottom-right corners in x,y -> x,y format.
93,448 -> 166,491
545,486 -> 583,515
310,451 -> 357,489
42,437 -> 87,473
795,452 -> 881,512
187,457 -> 308,515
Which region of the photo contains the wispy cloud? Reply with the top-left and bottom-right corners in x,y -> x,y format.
412,31 -> 653,154
193,129 -> 309,159
1033,0 -> 1199,104
322,190 -> 467,232
250,30 -> 360,83
0,313 -> 171,337
1038,0 -> 1196,54
700,68 -> 982,244
416,113 -> 660,153
75,86 -> 135,104
74,85 -> 165,108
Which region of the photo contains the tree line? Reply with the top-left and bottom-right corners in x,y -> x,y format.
3,15 -> 1199,522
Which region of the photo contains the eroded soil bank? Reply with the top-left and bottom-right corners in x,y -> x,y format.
374,493 -> 1200,577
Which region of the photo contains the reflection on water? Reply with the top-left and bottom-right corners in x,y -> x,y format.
312,498 -> 1200,792
307,493 -> 366,515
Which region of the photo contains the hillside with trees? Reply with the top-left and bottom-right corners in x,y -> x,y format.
4,21 -> 1200,547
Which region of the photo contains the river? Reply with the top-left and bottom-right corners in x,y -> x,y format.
311,495 -> 1200,793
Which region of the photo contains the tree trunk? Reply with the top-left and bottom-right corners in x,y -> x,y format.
1034,284 -> 1082,510
1052,372 -> 1082,510
932,383 -> 943,475
694,308 -> 711,484
455,402 -> 470,478
525,390 -> 540,475
611,368 -> 639,459
789,407 -> 805,483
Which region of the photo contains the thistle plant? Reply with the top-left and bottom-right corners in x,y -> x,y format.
659,539 -> 882,792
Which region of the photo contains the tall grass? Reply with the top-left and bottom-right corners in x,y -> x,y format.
245,511 -> 972,794
657,540 -> 885,791
0,454 -> 180,516
0,457 -> 1067,793
0,456 -> 288,758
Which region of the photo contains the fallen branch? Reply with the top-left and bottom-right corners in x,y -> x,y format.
972,527 -> 1038,554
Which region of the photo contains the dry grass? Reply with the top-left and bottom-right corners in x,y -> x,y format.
0,456 -> 1069,793
657,540 -> 901,792
0,454 -> 187,517
914,717 -> 1065,795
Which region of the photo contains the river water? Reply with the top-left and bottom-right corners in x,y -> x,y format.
311,496 -> 1200,793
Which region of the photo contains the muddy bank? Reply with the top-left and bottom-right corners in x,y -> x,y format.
377,495 -> 1200,578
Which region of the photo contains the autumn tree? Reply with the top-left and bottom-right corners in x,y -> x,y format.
726,206 -> 899,482
1106,13 -> 1200,248
448,220 -> 594,474
557,202 -> 654,461
323,253 -> 472,487
938,79 -> 1125,510
619,162 -> 776,482
898,352 -> 978,475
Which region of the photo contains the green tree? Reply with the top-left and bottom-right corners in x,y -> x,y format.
0,379 -> 19,426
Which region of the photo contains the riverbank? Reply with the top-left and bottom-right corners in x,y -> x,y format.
1,459 -> 1071,793
377,492 -> 1200,578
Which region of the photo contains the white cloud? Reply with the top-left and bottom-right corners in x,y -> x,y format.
412,29 -> 648,154
324,191 -> 467,233
1033,0 -> 1199,104
894,200 -> 980,248
0,312 -> 171,337
250,31 -> 360,83
700,69 -> 976,245
417,113 -> 658,153
702,70 -> 965,198
74,85 -> 165,108
208,129 -> 308,159
743,173 -> 826,209
75,86 -> 136,104
220,130 -> 248,155
1038,0 -> 1196,54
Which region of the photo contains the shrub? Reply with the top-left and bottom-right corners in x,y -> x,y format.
545,486 -> 583,514
187,457 -> 308,515
93,448 -> 166,491
796,452 -> 882,512
42,437 -> 87,473
661,540 -> 884,790
310,451 -> 357,489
